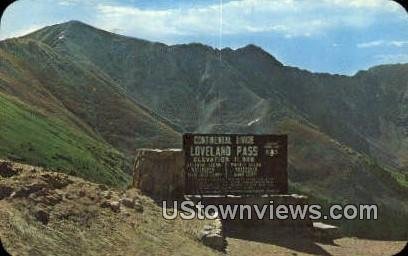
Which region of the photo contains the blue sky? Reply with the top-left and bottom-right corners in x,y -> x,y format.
1,0 -> 407,75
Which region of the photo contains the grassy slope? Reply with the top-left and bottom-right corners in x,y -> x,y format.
0,37 -> 181,185
0,38 -> 181,152
0,92 -> 129,186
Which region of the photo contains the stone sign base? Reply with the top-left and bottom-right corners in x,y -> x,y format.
132,148 -> 184,200
185,194 -> 313,227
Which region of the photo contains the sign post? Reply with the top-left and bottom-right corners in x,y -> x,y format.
183,134 -> 288,195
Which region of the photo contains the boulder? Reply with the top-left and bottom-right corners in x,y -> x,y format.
34,209 -> 49,225
110,201 -> 121,212
132,149 -> 184,200
200,233 -> 225,251
101,190 -> 112,199
78,190 -> 86,197
0,161 -> 19,178
40,173 -> 72,189
134,201 -> 144,213
198,220 -> 226,251
100,200 -> 121,213
120,197 -> 135,208
312,222 -> 342,240
0,185 -> 13,200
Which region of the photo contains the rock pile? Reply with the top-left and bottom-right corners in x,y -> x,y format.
0,161 -> 145,226
100,195 -> 144,214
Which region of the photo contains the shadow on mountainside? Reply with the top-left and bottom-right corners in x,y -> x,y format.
224,223 -> 335,256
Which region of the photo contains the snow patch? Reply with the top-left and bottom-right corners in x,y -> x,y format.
247,118 -> 260,126
58,32 -> 65,40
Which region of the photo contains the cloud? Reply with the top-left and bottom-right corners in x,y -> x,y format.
326,0 -> 400,9
357,40 -> 408,48
58,0 -> 81,6
390,41 -> 408,47
94,0 -> 404,42
357,40 -> 385,48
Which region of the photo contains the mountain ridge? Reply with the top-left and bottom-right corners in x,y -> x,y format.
3,20 -> 408,170
20,20 -> 408,77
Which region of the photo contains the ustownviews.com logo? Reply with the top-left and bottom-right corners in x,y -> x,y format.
162,201 -> 378,221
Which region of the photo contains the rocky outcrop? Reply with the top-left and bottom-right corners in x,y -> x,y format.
0,162 -> 19,178
120,197 -> 135,208
312,222 -> 342,241
0,160 -> 223,256
34,208 -> 49,225
198,219 -> 226,251
132,149 -> 184,200
0,185 -> 13,200
100,200 -> 121,212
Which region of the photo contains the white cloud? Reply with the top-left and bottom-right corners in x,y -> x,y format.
357,40 -> 385,48
1,0 -> 405,44
58,0 -> 81,6
93,0 -> 404,42
327,0 -> 400,9
390,41 -> 408,47
357,40 -> 408,48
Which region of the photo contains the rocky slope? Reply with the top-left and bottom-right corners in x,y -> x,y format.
0,160 -> 406,255
0,160 -> 222,255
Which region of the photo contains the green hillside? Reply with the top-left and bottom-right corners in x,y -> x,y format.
0,92 -> 128,186
0,35 -> 180,186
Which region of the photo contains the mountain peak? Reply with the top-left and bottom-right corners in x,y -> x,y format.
241,44 -> 263,51
235,44 -> 283,66
23,20 -> 119,47
57,20 -> 98,32
21,20 -> 95,41
64,20 -> 86,25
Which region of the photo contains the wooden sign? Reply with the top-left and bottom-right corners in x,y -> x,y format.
183,134 -> 288,195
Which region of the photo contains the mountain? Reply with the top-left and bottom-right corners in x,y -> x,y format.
26,21 -> 408,170
0,20 -> 407,237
